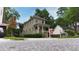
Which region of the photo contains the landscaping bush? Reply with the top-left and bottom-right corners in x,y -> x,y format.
23,33 -> 43,38
65,30 -> 75,36
5,28 -> 13,37
51,35 -> 60,38
76,32 -> 79,35
13,29 -> 20,37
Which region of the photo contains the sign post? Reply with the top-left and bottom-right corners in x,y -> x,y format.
48,28 -> 53,38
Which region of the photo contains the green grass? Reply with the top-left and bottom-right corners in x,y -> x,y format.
63,35 -> 79,38
4,37 -> 24,40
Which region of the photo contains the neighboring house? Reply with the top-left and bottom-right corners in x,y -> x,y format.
0,7 -> 8,32
22,16 -> 50,36
8,16 -> 16,29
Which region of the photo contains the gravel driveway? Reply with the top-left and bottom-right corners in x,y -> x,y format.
0,38 -> 79,51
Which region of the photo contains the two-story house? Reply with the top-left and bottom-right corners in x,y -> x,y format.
8,16 -> 16,29
22,16 -> 50,36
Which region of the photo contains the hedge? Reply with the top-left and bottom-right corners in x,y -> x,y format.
65,30 -> 75,36
23,33 -> 43,38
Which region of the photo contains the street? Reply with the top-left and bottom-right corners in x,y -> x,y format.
0,38 -> 79,51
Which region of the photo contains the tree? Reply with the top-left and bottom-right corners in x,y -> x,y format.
57,7 -> 67,17
56,7 -> 68,28
66,8 -> 79,32
3,7 -> 20,36
55,17 -> 68,29
3,7 -> 20,23
42,9 -> 49,19
35,8 -> 41,16
46,16 -> 55,28
57,7 -> 79,32
35,8 -> 55,28
35,8 -> 49,19
18,23 -> 24,33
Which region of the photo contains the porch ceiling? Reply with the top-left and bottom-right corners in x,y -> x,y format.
34,23 -> 50,27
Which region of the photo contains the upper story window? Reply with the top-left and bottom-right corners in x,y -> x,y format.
36,20 -> 38,23
42,21 -> 45,24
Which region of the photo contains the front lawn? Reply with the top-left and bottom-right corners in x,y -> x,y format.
4,37 -> 24,40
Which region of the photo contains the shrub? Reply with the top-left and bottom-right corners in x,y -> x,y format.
23,33 -> 42,38
76,32 -> 79,35
65,30 -> 75,36
51,35 -> 60,38
5,28 -> 21,37
5,28 -> 13,37
13,29 -> 20,37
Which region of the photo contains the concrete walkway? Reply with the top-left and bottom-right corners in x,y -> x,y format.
0,38 -> 79,51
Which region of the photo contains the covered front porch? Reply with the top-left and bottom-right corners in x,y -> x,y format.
34,24 -> 50,37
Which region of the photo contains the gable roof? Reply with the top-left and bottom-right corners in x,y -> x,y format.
24,16 -> 46,24
53,25 -> 65,35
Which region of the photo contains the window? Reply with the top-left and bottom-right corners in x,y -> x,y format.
42,21 -> 45,24
36,20 -> 38,23
35,26 -> 37,29
44,27 -> 48,31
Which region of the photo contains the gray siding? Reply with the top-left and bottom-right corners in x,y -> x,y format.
22,17 -> 43,34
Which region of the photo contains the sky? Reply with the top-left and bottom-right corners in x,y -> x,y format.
14,7 -> 58,23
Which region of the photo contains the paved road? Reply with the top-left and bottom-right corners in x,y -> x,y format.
0,38 -> 79,51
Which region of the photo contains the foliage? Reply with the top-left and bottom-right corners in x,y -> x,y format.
56,7 -> 79,32
3,7 -> 20,37
65,30 -> 76,36
51,35 -> 60,38
35,8 -> 49,19
76,32 -> 79,35
46,16 -> 55,28
18,23 -> 24,33
5,28 -> 22,37
57,7 -> 68,17
64,7 -> 79,32
12,29 -> 21,37
23,33 -> 43,38
5,28 -> 13,37
3,7 -> 20,23
4,37 -> 24,40
56,7 -> 69,27
35,8 -> 55,28
55,17 -> 68,29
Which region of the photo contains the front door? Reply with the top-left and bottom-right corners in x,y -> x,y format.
39,26 -> 42,33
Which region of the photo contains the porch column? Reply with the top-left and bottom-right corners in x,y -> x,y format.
42,25 -> 44,33
6,25 -> 8,30
37,25 -> 40,33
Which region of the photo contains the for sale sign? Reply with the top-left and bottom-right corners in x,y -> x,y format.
48,28 -> 54,35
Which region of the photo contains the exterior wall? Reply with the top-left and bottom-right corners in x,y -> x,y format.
23,18 -> 43,34
8,16 -> 16,29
